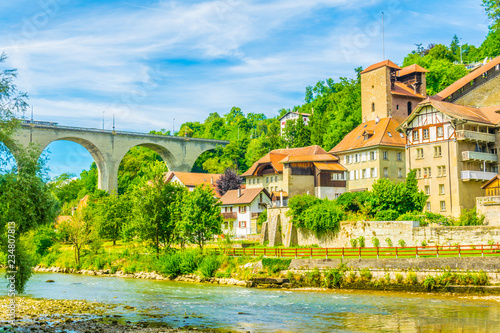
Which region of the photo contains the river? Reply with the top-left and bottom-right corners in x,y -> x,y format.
5,272 -> 500,332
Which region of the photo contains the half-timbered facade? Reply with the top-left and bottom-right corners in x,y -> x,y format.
397,99 -> 500,216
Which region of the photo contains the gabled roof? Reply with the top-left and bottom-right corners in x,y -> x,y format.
279,153 -> 338,164
391,81 -> 426,99
329,118 -> 406,153
360,60 -> 401,74
220,187 -> 270,205
242,145 -> 327,176
397,98 -> 500,130
398,64 -> 429,77
165,171 -> 222,187
482,174 -> 500,189
434,55 -> 500,100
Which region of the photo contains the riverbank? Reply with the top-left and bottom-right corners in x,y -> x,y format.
32,255 -> 500,295
0,297 -> 222,333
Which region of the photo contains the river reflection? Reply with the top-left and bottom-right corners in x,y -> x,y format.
4,272 -> 500,332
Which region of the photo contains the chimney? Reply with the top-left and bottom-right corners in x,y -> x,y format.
238,188 -> 241,198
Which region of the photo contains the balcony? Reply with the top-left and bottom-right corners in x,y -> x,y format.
251,212 -> 261,219
462,151 -> 499,163
461,170 -> 497,181
222,212 -> 237,220
455,130 -> 495,143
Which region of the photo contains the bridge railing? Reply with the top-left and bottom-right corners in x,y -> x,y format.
19,122 -> 229,144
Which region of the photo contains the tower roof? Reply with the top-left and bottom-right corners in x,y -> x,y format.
360,60 -> 401,74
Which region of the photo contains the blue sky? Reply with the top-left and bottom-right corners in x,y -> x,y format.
0,0 -> 492,178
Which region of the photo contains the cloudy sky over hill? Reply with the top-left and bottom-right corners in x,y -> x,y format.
0,0 -> 491,176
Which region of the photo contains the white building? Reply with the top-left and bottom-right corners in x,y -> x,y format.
220,188 -> 271,238
279,111 -> 311,136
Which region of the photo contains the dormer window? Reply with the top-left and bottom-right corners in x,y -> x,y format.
363,130 -> 374,140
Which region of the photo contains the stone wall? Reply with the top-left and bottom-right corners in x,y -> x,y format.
477,196 -> 500,227
262,207 -> 500,247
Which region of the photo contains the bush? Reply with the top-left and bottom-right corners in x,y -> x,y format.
423,275 -> 436,290
360,268 -> 372,281
371,237 -> 380,247
398,239 -> 407,247
335,191 -> 373,213
305,267 -> 321,287
158,252 -> 183,277
385,238 -> 393,247
199,255 -> 221,278
179,249 -> 202,275
373,209 -> 400,221
421,240 -> 427,247
455,208 -> 485,226
257,210 -> 267,227
357,236 -> 365,248
262,258 -> 291,274
405,271 -> 418,284
350,238 -> 358,248
323,266 -> 345,288
33,226 -> 57,256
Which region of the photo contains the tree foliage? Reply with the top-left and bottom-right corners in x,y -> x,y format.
215,168 -> 243,197
180,185 -> 222,249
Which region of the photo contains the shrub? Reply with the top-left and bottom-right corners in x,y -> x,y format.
306,267 -> 321,287
257,210 -> 267,227
421,240 -> 427,247
373,209 -> 400,221
158,252 -> 182,277
350,238 -> 358,248
262,258 -> 291,274
199,255 -> 221,278
455,208 -> 485,226
398,239 -> 407,247
395,273 -> 403,283
405,271 -> 418,285
360,268 -> 372,281
384,273 -> 391,284
33,226 -> 57,256
423,275 -> 436,290
385,238 -> 393,247
371,237 -> 380,248
179,249 -> 202,275
335,191 -> 373,213
358,236 -> 365,248
323,268 -> 344,288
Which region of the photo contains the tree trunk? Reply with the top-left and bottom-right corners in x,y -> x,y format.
113,239 -> 116,246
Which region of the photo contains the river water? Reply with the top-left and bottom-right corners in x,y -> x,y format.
7,272 -> 500,332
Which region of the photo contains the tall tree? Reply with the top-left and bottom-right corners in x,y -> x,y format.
180,185 -> 222,249
131,162 -> 186,257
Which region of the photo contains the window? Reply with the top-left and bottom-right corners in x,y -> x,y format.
426,202 -> 431,211
396,152 -> 402,161
398,168 -> 402,178
370,151 -> 377,160
355,154 -> 360,163
371,168 -> 376,178
434,146 -> 442,157
417,168 -> 422,178
335,193 -> 341,199
239,206 -> 247,213
423,128 -> 429,139
437,126 -> 444,137
439,184 -> 445,195
407,101 -> 412,115
437,165 -> 446,177
423,167 -> 432,178
416,148 -> 424,159
383,151 -> 388,160
424,185 -> 430,195
383,167 -> 389,178
413,130 -> 419,141
396,104 -> 399,110
266,177 -> 269,183
239,221 -> 246,228
372,102 -> 375,112
440,201 -> 446,211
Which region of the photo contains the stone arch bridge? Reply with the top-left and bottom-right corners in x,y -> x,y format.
7,122 -> 229,193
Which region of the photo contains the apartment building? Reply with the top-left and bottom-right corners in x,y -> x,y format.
397,99 -> 500,216
279,111 -> 311,136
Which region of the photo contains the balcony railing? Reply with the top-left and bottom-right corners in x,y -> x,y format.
462,151 -> 499,163
251,213 -> 261,219
455,130 -> 495,143
461,170 -> 497,181
222,212 -> 237,220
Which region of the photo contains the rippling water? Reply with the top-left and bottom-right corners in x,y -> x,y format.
5,272 -> 500,332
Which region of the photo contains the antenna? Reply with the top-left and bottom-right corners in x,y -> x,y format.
382,12 -> 385,60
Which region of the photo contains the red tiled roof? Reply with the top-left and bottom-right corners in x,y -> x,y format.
220,187 -> 270,205
279,153 -> 338,163
242,146 -> 327,176
360,60 -> 401,74
398,64 -> 429,77
391,82 -> 426,99
434,55 -> 500,100
329,118 -> 406,153
313,162 -> 347,171
165,171 -> 222,197
398,98 -> 500,129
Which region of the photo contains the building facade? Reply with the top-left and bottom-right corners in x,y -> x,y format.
164,171 -> 222,196
220,188 -> 271,238
397,99 -> 500,216
279,111 -> 311,136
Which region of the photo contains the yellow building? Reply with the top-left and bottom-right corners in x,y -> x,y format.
397,99 -> 500,216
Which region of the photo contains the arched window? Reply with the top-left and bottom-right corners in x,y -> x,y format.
407,101 -> 412,115
372,103 -> 375,112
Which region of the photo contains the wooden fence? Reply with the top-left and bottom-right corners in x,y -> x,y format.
208,244 -> 500,259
